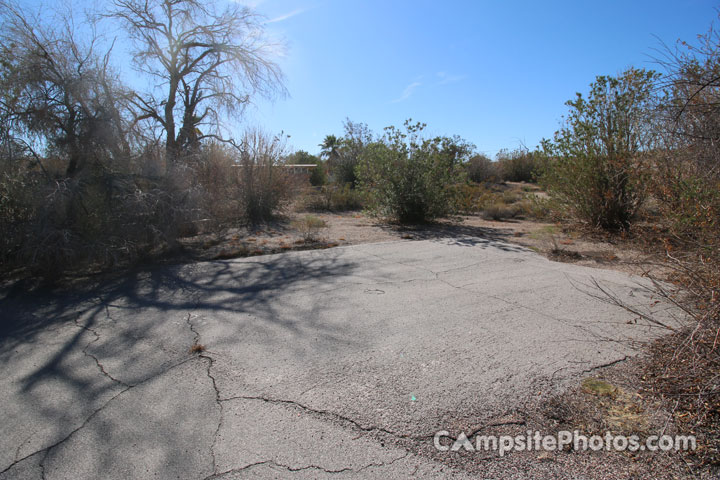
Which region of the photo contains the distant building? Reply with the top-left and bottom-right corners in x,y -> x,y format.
282,164 -> 317,175
230,163 -> 317,173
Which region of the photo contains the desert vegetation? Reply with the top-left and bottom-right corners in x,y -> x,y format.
1,0 -> 719,473
355,120 -> 472,223
533,31 -> 720,470
0,0 -> 291,278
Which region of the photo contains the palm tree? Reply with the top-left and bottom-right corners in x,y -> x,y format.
319,135 -> 343,166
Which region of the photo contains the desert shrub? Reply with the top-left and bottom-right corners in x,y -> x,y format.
456,183 -> 491,213
192,144 -> 245,229
0,156 -> 200,278
357,120 -> 471,223
521,196 -> 553,220
635,21 -> 720,470
236,130 -> 295,224
457,182 -> 547,219
654,162 -> 720,246
308,161 -> 327,186
0,159 -> 42,268
0,131 -> 295,278
0,154 -> 40,257
329,183 -> 364,210
334,120 -> 374,187
191,136 -> 295,227
291,215 -> 327,242
540,68 -> 658,231
481,203 -> 520,221
320,183 -> 363,212
495,148 -> 542,183
501,190 -> 521,204
540,153 -> 648,232
652,31 -> 720,253
465,154 -> 497,183
302,183 -> 364,212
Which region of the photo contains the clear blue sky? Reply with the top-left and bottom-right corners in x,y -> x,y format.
245,0 -> 718,157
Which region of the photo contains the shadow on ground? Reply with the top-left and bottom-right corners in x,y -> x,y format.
385,220 -> 530,251
0,250 -> 359,476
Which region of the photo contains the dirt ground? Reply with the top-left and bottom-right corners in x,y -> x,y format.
175,180 -> 671,280
178,209 -> 662,279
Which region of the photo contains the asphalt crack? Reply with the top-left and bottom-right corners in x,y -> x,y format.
185,311 -> 225,478
467,418 -> 527,437
550,355 -> 631,381
0,357 -> 196,477
202,451 -> 410,479
200,354 -> 223,477
220,394 -> 433,442
73,316 -> 130,388
186,312 -> 202,346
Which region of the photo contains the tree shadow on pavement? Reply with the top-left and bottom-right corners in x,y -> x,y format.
0,250 -> 358,475
381,221 -> 531,252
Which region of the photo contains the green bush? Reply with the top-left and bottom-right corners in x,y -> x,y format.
308,162 -> 327,186
495,148 -> 542,183
320,120 -> 374,188
357,121 -> 471,223
653,159 -> 720,247
540,68 -> 658,231
465,154 -> 497,183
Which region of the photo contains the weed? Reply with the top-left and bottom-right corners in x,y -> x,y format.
481,203 -> 519,221
581,378 -> 617,397
291,215 -> 328,242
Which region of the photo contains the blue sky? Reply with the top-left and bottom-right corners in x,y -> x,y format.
13,0 -> 718,157
245,0 -> 718,157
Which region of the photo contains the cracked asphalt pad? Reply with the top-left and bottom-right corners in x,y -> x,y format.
0,237 -> 681,479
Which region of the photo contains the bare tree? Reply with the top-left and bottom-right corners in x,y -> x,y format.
654,24 -> 720,178
0,1 -> 134,177
109,0 -> 286,160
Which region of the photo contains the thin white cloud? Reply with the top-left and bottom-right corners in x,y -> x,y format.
266,7 -> 306,23
436,71 -> 467,85
392,82 -> 421,103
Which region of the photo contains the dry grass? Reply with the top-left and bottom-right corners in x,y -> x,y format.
481,203 -> 520,221
579,378 -> 648,434
291,215 -> 328,242
296,184 -> 364,212
459,182 -> 549,222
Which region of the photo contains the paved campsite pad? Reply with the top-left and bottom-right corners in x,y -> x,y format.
0,238 -> 680,479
